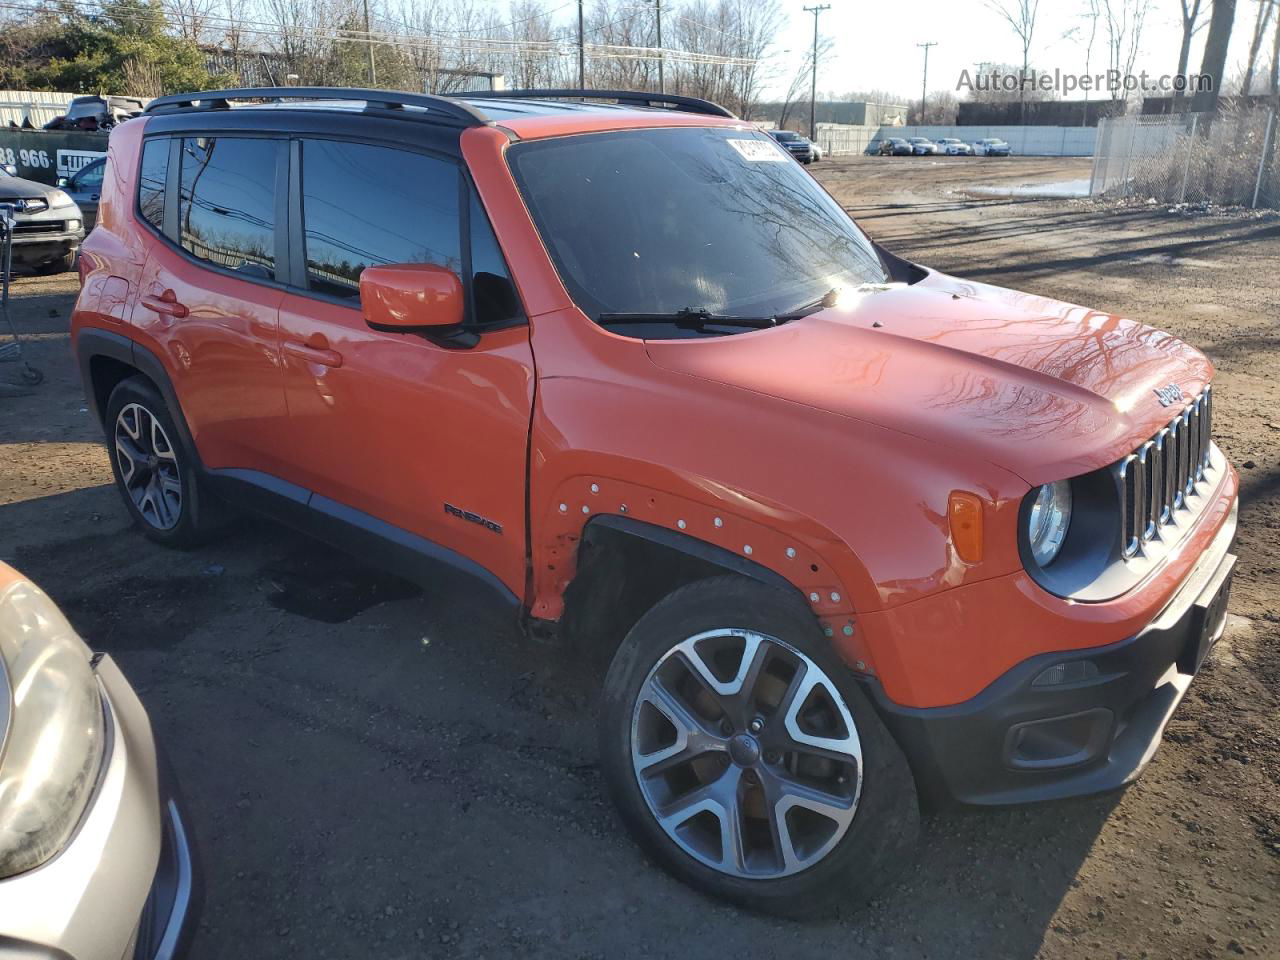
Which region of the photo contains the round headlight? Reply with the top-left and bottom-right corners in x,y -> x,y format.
1027,481 -> 1072,567
0,575 -> 104,878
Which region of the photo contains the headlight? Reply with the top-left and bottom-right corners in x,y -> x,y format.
1027,481 -> 1072,566
48,188 -> 76,209
0,575 -> 105,879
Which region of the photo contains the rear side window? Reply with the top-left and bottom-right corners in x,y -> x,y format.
178,137 -> 278,279
299,139 -> 460,300
138,139 -> 168,230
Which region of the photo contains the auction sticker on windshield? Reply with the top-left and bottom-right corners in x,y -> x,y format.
726,139 -> 788,162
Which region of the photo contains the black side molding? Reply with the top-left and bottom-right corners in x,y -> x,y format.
205,468 -> 520,611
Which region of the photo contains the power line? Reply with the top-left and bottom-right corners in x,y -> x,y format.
0,0 -> 758,66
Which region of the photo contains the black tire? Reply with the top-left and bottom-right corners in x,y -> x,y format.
37,250 -> 77,274
600,575 -> 919,917
104,376 -> 225,547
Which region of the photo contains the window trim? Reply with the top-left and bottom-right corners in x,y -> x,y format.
136,132 -> 293,296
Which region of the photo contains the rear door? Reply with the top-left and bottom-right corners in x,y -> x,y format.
130,134 -> 290,476
276,137 -> 535,594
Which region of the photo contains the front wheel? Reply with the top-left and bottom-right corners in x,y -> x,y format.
600,576 -> 919,916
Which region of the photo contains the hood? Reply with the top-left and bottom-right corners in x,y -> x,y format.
644,272 -> 1211,486
0,176 -> 55,201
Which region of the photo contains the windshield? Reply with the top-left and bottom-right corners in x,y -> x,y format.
507,127 -> 887,324
771,131 -> 800,141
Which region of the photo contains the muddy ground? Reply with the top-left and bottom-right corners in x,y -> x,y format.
0,156 -> 1275,959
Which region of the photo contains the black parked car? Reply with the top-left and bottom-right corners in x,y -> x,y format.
767,129 -> 817,164
878,137 -> 912,156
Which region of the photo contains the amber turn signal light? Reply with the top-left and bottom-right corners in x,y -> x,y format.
948,491 -> 984,564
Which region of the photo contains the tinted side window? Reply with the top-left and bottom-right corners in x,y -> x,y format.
138,139 -> 167,230
77,159 -> 105,190
299,139 -> 460,300
178,137 -> 277,279
469,192 -> 522,328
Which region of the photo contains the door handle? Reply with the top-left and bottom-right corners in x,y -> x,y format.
283,340 -> 343,368
140,290 -> 188,319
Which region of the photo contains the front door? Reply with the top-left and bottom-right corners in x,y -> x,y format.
277,137 -> 535,595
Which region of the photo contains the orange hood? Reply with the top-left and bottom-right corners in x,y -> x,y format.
644,271 -> 1212,487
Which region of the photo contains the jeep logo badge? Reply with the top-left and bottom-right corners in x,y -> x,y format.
1152,383 -> 1183,407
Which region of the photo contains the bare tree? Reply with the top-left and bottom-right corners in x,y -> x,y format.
164,0 -> 216,42
1242,0 -> 1276,95
1101,0 -> 1150,102
986,0 -> 1039,123
1271,6 -> 1280,95
1065,0 -> 1103,122
1173,0 -> 1204,107
775,36 -> 831,130
1191,0 -> 1237,112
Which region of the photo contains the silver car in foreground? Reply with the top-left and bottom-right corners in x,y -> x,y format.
0,563 -> 197,959
0,164 -> 86,273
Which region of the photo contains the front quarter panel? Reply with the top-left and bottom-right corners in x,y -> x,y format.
527,310 -> 1030,675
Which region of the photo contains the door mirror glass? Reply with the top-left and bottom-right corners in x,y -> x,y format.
361,263 -> 464,330
56,176 -> 70,188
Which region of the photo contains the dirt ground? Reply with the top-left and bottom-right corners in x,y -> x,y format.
0,156 -> 1276,960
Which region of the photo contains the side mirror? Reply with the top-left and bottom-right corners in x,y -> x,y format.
360,263 -> 464,331
56,176 -> 70,188
1,164 -> 16,177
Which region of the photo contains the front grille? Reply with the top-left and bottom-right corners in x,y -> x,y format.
0,197 -> 48,213
1117,386 -> 1214,558
13,221 -> 66,234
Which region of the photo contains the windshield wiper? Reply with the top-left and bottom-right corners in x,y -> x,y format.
772,287 -> 842,322
598,308 -> 782,330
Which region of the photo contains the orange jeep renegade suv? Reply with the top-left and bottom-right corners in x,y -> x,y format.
71,87 -> 1238,915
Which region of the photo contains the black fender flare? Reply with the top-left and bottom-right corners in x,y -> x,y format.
76,327 -> 201,465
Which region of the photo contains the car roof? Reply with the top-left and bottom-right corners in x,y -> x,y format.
144,88 -> 743,143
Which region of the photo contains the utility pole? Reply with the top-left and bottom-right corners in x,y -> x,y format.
578,0 -> 586,89
656,0 -> 664,94
916,41 -> 936,125
363,0 -> 376,86
803,4 -> 829,141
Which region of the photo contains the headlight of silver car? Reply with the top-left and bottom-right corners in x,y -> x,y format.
0,575 -> 105,879
1027,480 -> 1072,567
47,188 -> 76,209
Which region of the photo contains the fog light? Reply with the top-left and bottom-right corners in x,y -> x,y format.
67,219 -> 81,231
1032,659 -> 1099,687
1006,708 -> 1113,769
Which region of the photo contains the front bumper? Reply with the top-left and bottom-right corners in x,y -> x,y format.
869,500 -> 1237,806
0,656 -> 198,960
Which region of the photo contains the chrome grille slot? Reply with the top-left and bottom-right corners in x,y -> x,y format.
1117,386 -> 1215,559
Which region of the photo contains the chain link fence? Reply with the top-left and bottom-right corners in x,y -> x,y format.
1091,108 -> 1280,208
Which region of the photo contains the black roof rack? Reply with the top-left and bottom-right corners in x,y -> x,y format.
456,88 -> 737,119
144,86 -> 491,128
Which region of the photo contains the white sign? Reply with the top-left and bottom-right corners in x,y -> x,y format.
725,138 -> 787,162
57,148 -> 106,179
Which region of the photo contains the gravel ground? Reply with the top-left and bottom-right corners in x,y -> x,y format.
0,155 -> 1276,960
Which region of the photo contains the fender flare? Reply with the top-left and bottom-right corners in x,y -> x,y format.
76,326 -> 200,465
585,514 -> 799,595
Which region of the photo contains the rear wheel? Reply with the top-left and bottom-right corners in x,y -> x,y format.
600,576 -> 919,916
104,377 -> 225,546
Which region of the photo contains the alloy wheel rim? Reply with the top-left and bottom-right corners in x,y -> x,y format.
630,628 -> 863,879
114,402 -> 182,530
